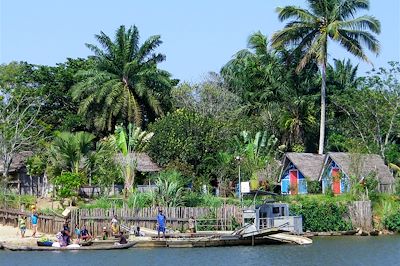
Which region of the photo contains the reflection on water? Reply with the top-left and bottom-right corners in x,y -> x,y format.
1,236 -> 399,266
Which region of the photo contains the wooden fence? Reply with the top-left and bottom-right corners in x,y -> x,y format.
348,200 -> 372,231
0,208 -> 65,234
71,206 -> 242,237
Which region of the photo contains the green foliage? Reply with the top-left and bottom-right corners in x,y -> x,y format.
234,130 -> 279,181
171,75 -> 243,120
47,131 -> 95,176
0,192 -> 36,209
26,155 -> 46,176
148,109 -> 234,175
53,172 -> 84,199
80,197 -> 123,209
307,180 -> 322,194
111,123 -> 153,191
72,25 -> 173,131
150,170 -> 186,207
272,0 -> 380,153
383,211 -> 400,232
289,197 -> 353,232
127,192 -> 153,208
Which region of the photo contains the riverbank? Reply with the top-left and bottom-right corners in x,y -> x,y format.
0,224 -> 51,246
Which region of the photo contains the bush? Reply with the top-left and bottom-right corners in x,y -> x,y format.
81,197 -> 123,209
289,198 -> 352,232
383,211 -> 400,232
53,172 -> 84,199
127,192 -> 153,208
307,180 -> 321,194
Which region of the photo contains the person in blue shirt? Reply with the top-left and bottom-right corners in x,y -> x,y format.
157,209 -> 166,239
31,211 -> 38,237
74,224 -> 81,240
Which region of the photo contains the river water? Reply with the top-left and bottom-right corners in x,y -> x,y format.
1,236 -> 399,266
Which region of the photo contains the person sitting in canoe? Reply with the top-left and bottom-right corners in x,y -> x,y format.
115,231 -> 127,245
102,226 -> 109,240
63,221 -> 71,245
80,225 -> 91,241
111,215 -> 120,236
55,231 -> 67,247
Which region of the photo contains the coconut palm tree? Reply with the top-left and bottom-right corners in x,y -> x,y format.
271,0 -> 380,154
72,25 -> 172,132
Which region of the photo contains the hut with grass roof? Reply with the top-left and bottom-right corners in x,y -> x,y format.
319,152 -> 395,194
279,153 -> 325,195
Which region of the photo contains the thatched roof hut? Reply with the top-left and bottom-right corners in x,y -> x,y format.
0,151 -> 33,174
279,153 -> 325,181
320,152 -> 394,186
115,152 -> 161,172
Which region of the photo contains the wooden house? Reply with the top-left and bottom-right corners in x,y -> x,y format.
319,152 -> 395,194
0,151 -> 40,195
279,153 -> 325,195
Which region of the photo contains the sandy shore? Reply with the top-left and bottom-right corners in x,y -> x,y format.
0,224 -> 53,245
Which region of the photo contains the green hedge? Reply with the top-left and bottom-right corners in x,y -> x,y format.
289,198 -> 353,232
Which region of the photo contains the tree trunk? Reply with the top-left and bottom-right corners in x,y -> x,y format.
318,61 -> 327,155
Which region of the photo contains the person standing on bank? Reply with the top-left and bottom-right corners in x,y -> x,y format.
188,216 -> 196,233
31,211 -> 39,237
157,209 -> 166,239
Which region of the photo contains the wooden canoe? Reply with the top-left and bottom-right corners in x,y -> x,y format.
2,242 -> 135,251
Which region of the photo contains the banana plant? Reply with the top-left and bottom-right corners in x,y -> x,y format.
111,123 -> 153,192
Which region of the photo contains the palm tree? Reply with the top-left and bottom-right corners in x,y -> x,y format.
328,59 -> 359,91
72,25 -> 172,132
221,32 -> 283,115
271,0 -> 380,154
48,131 -> 95,175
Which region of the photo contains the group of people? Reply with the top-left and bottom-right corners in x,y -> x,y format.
55,221 -> 92,247
18,209 -> 38,238
18,208 -> 197,243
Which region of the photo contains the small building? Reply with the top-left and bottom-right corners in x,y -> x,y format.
115,152 -> 161,172
279,153 -> 325,195
0,151 -> 40,195
320,152 -> 395,194
242,201 -> 303,234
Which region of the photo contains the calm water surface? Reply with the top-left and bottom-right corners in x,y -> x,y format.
1,236 -> 399,266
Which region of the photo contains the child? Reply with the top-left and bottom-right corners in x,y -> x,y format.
19,215 -> 27,238
74,224 -> 81,240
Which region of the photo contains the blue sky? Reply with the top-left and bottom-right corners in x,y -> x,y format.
1,0 -> 399,82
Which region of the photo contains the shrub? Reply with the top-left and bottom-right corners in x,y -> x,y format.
307,180 -> 322,194
383,211 -> 400,232
289,198 -> 352,232
53,172 -> 84,199
127,192 -> 153,208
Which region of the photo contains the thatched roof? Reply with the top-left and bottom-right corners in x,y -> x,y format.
0,151 -> 33,174
115,152 -> 161,172
280,153 -> 325,181
322,152 -> 394,184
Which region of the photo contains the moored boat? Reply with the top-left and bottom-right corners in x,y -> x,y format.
2,242 -> 135,251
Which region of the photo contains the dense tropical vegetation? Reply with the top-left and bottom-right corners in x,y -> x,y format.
0,0 -> 399,232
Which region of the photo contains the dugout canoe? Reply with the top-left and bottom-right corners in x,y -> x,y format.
2,242 -> 135,251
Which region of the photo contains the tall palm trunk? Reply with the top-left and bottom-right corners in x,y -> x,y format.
318,56 -> 327,155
